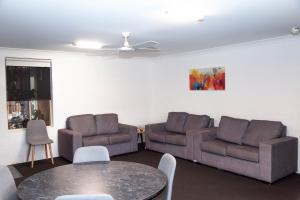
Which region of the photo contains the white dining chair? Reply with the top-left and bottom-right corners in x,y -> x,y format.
158,153 -> 176,200
73,146 -> 110,164
0,166 -> 18,200
55,194 -> 113,200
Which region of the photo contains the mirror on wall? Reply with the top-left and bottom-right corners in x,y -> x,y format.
5,57 -> 53,130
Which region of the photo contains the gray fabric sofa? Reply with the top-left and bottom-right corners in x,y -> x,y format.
58,113 -> 138,161
189,116 -> 298,183
145,112 -> 214,160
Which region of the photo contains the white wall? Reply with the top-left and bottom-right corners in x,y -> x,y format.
0,48 -> 153,165
1,36 -> 300,170
150,36 -> 300,171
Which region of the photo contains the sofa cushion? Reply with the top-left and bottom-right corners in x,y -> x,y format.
148,131 -> 169,143
227,145 -> 259,162
67,114 -> 96,137
165,133 -> 186,146
242,120 -> 283,147
95,113 -> 119,134
201,139 -> 231,156
83,135 -> 110,146
217,116 -> 249,145
184,114 -> 210,132
166,112 -> 189,133
109,133 -> 131,144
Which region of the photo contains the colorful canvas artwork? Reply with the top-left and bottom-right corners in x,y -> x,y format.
189,67 -> 225,90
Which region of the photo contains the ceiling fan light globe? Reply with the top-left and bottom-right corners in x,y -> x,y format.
291,26 -> 300,35
118,46 -> 135,51
122,32 -> 131,37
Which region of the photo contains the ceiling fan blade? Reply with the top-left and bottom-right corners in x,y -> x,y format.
136,46 -> 160,52
99,48 -> 118,51
132,40 -> 159,48
101,44 -> 119,48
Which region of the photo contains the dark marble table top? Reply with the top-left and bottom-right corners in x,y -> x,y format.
17,161 -> 167,200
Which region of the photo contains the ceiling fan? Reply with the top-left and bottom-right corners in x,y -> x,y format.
102,32 -> 160,53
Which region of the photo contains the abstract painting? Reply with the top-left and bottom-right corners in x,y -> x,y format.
189,67 -> 225,90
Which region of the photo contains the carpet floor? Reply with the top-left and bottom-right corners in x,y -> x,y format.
13,146 -> 300,200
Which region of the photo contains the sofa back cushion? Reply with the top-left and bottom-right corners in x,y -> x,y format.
184,114 -> 210,132
67,114 -> 96,137
242,120 -> 283,147
166,112 -> 189,133
217,116 -> 249,144
95,113 -> 119,134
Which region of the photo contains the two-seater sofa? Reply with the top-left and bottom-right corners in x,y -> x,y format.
58,113 -> 138,161
145,112 -> 214,160
189,116 -> 298,183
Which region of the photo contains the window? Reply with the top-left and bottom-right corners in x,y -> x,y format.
5,57 -> 53,129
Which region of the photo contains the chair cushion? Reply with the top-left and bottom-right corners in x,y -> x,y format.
242,120 -> 283,147
184,114 -> 210,132
95,113 -> 119,134
29,138 -> 53,145
217,116 -> 249,145
67,114 -> 96,137
166,112 -> 189,133
83,135 -> 110,146
148,131 -> 170,143
201,139 -> 231,156
109,133 -> 131,144
227,145 -> 259,162
165,133 -> 186,146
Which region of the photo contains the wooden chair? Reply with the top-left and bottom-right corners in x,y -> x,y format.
26,120 -> 54,168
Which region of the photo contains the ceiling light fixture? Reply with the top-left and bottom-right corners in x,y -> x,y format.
152,1 -> 217,24
163,10 -> 206,23
291,26 -> 300,35
73,40 -> 104,49
197,16 -> 205,22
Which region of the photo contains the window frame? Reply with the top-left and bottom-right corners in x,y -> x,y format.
5,57 -> 54,130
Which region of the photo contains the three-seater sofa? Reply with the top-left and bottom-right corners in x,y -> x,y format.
189,116 -> 298,183
145,112 -> 214,160
58,113 -> 138,161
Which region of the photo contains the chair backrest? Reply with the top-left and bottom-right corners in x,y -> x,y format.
26,120 -> 49,143
0,166 -> 17,200
73,146 -> 110,164
55,194 -> 113,200
158,153 -> 176,200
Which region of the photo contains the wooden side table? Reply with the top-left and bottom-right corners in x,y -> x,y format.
137,128 -> 145,144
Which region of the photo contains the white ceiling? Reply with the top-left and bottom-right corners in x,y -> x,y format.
0,0 -> 299,55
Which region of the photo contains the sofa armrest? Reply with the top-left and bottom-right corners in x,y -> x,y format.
259,136 -> 298,183
185,128 -> 218,161
145,122 -> 166,133
208,118 -> 215,128
58,129 -> 83,161
119,123 -> 137,138
119,123 -> 138,152
186,128 -> 218,141
145,123 -> 166,149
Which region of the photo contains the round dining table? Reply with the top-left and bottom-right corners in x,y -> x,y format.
17,161 -> 167,200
